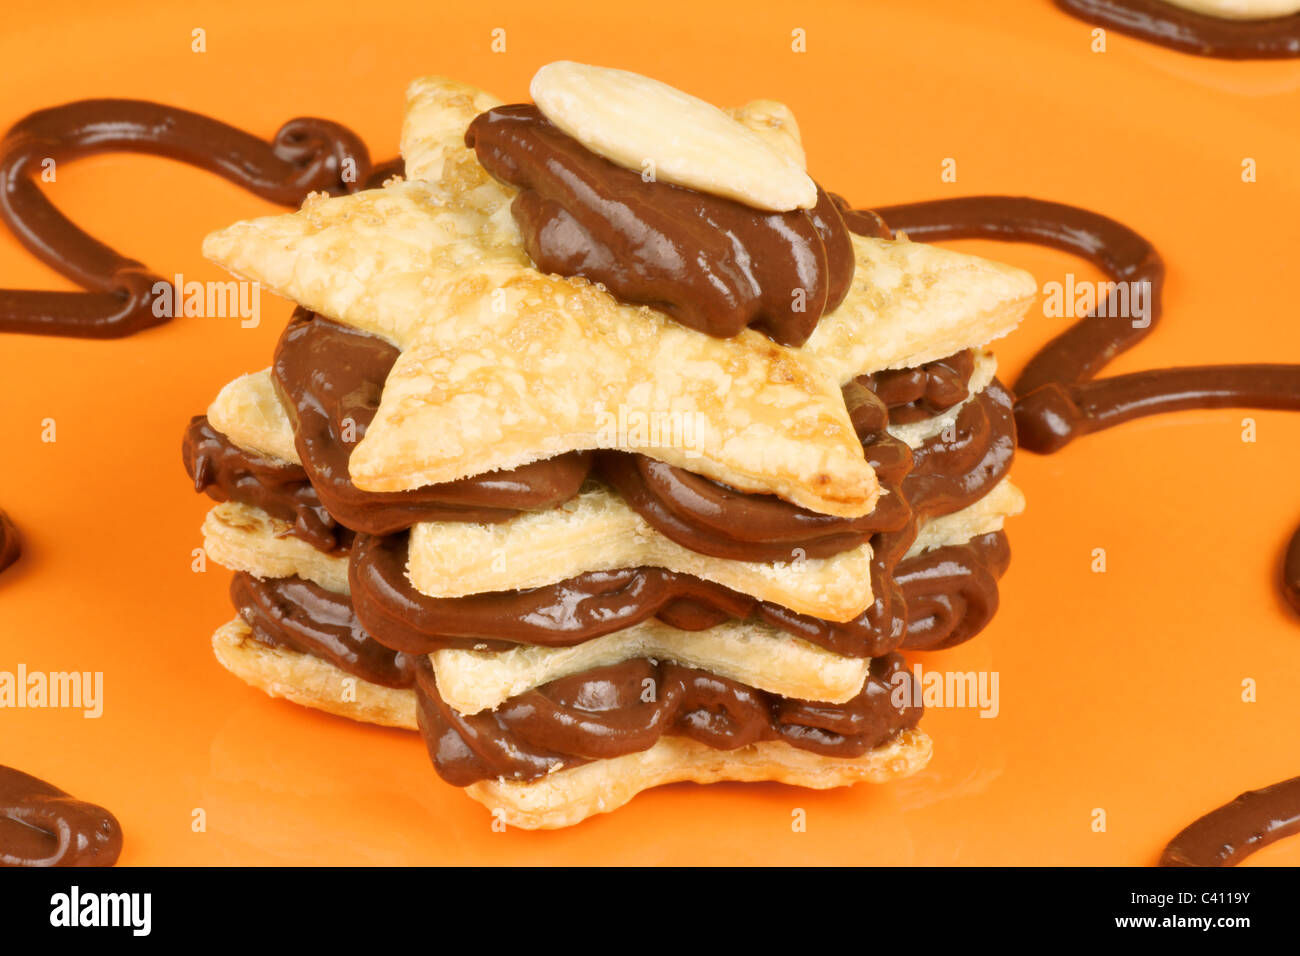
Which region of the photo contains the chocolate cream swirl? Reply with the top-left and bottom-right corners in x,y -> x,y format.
465,104 -> 855,346
414,652 -> 922,786
231,572 -> 414,688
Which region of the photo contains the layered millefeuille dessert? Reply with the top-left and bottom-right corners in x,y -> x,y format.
182,62 -> 1035,828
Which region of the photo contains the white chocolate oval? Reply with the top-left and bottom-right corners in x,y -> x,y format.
530,61 -> 818,212
1163,0 -> 1300,18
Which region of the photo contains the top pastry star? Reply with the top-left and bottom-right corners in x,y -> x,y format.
203,69 -> 1035,519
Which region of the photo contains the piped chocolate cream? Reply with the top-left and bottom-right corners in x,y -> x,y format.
856,350 -> 977,425
271,310 -> 592,530
184,416 -> 347,554
231,572 -> 414,689
1055,0 -> 1300,58
898,532 -> 1011,651
350,531 -> 907,658
0,509 -> 20,574
0,766 -> 122,867
414,653 -> 923,786
465,104 -> 855,346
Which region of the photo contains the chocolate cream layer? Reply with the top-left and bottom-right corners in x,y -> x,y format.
346,379 -> 1014,659
231,570 -> 925,787
230,572 -> 415,689
350,529 -> 1010,659
185,309 -> 984,561
229,517 -> 1010,701
415,652 -> 923,786
349,365 -> 1009,650
187,305 -> 1014,657
188,329 -> 1012,658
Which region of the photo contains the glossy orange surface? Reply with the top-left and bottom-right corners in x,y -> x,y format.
1,0 -> 1298,865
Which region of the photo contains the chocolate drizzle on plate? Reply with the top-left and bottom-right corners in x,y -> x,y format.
1160,775 -> 1300,866
1016,364 -> 1300,454
0,766 -> 122,867
881,194 -> 1300,864
1055,0 -> 1300,59
877,195 -> 1300,619
0,100 -> 400,338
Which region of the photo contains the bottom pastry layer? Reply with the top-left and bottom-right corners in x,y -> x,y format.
211,619 -> 417,729
211,616 -> 929,828
465,729 -> 933,829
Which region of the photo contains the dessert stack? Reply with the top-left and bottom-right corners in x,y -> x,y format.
183,63 -> 1035,827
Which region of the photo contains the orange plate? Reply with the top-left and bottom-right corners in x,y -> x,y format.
2,0 -> 1298,865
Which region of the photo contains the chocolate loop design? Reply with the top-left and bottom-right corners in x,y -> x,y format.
0,100 -> 398,338
877,195 -> 1300,616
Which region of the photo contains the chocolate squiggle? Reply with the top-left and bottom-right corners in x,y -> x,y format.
1055,0 -> 1300,59
0,509 -> 19,575
0,766 -> 122,867
897,532 -> 1012,651
876,195 -> 1300,616
0,100 -> 398,338
1015,364 -> 1300,453
1160,774 -> 1300,865
876,196 -> 1165,397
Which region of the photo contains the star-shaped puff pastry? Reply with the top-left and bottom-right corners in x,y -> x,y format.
203,76 -> 1035,519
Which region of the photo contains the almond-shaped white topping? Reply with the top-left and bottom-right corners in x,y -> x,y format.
1162,0 -> 1300,18
530,61 -> 818,212
728,100 -> 807,170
